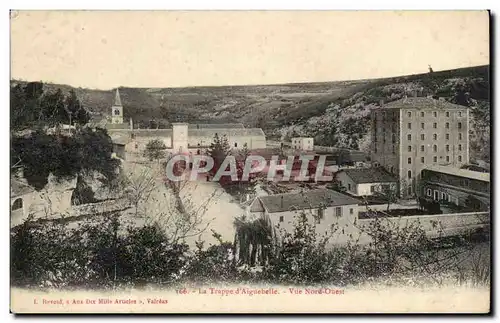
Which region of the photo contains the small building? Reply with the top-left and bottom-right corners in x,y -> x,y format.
420,165 -> 490,211
110,133 -> 130,160
335,167 -> 398,196
249,189 -> 360,237
291,137 -> 314,151
11,174 -> 76,228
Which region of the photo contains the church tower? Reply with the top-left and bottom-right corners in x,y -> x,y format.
111,89 -> 124,124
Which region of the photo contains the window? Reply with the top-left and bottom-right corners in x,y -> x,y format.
420,134 -> 425,140
421,157 -> 425,163
458,155 -> 462,162
335,207 -> 342,217
12,198 -> 22,211
370,185 -> 375,193
134,143 -> 138,149
445,122 -> 449,129
234,142 -> 238,148
458,122 -> 462,129
407,122 -> 412,129
408,170 -> 412,179
407,111 -> 412,117
427,188 -> 432,197
433,156 -> 437,162
350,208 -> 354,215
408,186 -> 412,195
459,111 -> 463,117
433,145 -> 437,152
420,145 -> 424,152
421,123 -> 425,129
446,111 -> 450,117
433,111 -> 438,117
408,146 -> 412,152
446,134 -> 450,140
433,134 -> 437,140
446,144 -> 450,152
348,183 -> 352,191
446,156 -> 450,162
433,122 -> 437,129
420,112 -> 425,117
458,144 -> 462,151
131,133 -> 135,139
279,216 -> 284,223
408,157 -> 412,164
407,134 -> 411,141
392,145 -> 395,154
114,109 -> 120,115
459,133 -> 463,140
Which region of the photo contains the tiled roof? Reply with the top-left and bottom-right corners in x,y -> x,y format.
424,165 -> 490,182
258,189 -> 360,213
339,167 -> 397,184
382,97 -> 467,110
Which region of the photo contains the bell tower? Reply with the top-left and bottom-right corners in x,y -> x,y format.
111,89 -> 123,124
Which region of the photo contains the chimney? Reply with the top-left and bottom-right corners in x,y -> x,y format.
280,196 -> 284,209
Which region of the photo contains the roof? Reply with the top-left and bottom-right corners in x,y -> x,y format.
188,128 -> 265,137
105,123 -> 130,130
11,178 -> 35,197
423,165 -> 490,183
188,123 -> 244,129
338,167 -> 397,184
107,127 -> 266,138
381,97 -> 468,110
114,89 -> 122,106
110,133 -> 131,146
257,189 -> 360,213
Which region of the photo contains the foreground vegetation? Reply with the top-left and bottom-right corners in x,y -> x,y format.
11,210 -> 490,290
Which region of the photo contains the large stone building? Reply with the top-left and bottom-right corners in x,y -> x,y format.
104,89 -> 266,156
370,97 -> 470,197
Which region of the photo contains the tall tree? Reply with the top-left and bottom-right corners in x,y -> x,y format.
144,139 -> 167,161
206,133 -> 231,177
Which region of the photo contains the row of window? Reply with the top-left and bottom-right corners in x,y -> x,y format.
278,207 -> 354,223
407,111 -> 464,118
407,155 -> 463,164
407,122 -> 463,130
408,144 -> 463,152
407,133 -> 463,141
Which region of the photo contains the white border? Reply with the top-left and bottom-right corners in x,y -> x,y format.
1,1 -> 497,321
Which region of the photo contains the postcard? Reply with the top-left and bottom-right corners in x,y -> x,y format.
10,10 -> 490,314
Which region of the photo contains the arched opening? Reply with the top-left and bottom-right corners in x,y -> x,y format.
12,198 -> 23,211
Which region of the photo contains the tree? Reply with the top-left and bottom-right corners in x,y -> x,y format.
206,133 -> 231,178
233,216 -> 273,266
144,139 -> 167,161
373,183 -> 399,212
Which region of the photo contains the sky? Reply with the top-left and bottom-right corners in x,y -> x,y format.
10,10 -> 489,90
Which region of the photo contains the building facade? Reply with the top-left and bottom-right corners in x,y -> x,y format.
335,167 -> 397,196
420,165 -> 489,211
104,89 -> 267,157
249,189 -> 360,244
291,137 -> 314,151
370,97 -> 470,197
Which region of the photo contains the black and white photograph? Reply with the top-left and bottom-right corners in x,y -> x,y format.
9,10 -> 491,313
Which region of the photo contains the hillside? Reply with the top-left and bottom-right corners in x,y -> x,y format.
11,65 -> 490,162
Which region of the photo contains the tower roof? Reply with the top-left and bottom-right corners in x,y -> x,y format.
114,89 -> 122,106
